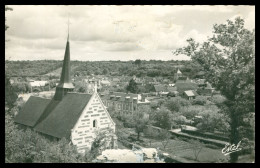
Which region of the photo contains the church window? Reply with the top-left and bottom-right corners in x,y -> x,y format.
93,120 -> 97,128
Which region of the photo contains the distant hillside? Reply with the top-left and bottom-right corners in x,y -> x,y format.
5,60 -> 62,77
44,65 -> 79,77
5,60 -> 202,79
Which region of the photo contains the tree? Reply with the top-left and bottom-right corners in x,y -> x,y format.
165,97 -> 191,112
153,107 -> 173,130
78,87 -> 86,93
144,126 -> 159,147
158,129 -> 172,150
192,96 -> 207,105
5,110 -> 90,163
5,6 -> 13,44
5,6 -> 13,31
133,108 -> 149,141
126,78 -> 138,93
91,128 -> 116,158
174,17 -> 255,162
189,139 -> 205,161
5,74 -> 18,107
197,108 -> 229,133
134,59 -> 142,66
102,68 -> 108,75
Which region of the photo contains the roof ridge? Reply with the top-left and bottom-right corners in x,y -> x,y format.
29,96 -> 52,100
67,92 -> 92,95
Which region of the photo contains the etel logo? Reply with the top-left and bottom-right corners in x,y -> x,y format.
222,141 -> 242,156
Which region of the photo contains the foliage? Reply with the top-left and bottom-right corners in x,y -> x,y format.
192,96 -> 207,105
133,110 -> 149,140
5,74 -> 18,107
209,95 -> 226,104
153,107 -> 173,130
172,114 -> 190,126
165,97 -> 191,112
179,105 -> 203,119
126,78 -> 138,93
174,17 -> 255,162
188,139 -> 205,161
196,108 -> 229,133
158,129 -> 172,149
12,82 -> 31,93
5,6 -> 13,32
5,110 -> 92,163
5,60 -> 201,80
78,87 -> 86,93
91,128 -> 116,158
134,59 -> 142,66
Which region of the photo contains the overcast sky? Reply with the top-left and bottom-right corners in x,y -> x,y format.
5,5 -> 255,61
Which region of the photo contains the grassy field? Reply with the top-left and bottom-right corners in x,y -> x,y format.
148,139 -> 226,163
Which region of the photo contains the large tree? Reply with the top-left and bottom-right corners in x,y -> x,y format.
174,17 -> 255,162
126,78 -> 138,93
5,75 -> 18,108
5,6 -> 13,31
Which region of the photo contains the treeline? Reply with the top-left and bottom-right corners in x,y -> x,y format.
5,60 -> 202,79
5,60 -> 63,77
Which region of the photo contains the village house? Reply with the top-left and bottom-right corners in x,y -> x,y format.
14,33 -> 117,154
197,82 -> 214,96
153,84 -> 178,97
83,78 -> 102,94
100,79 -> 111,86
183,90 -> 198,100
175,69 -> 191,83
100,91 -> 150,115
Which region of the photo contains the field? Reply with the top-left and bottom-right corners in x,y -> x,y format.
148,139 -> 226,163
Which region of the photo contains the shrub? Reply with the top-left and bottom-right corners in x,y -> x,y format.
210,95 -> 226,104
192,96 -> 207,105
165,97 -> 191,112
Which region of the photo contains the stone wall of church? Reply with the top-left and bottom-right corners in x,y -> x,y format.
71,93 -> 116,153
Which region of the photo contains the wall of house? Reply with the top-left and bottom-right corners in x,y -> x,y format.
71,92 -> 116,153
102,99 -> 139,115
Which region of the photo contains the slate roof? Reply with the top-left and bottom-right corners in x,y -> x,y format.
14,96 -> 51,127
167,86 -> 177,92
154,85 -> 167,92
102,92 -> 139,102
175,82 -> 198,94
177,76 -> 188,81
184,90 -> 197,97
34,93 -> 92,139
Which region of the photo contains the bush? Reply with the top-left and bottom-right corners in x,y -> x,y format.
192,96 -> 207,105
180,105 -> 202,119
165,97 -> 191,112
210,95 -> 226,104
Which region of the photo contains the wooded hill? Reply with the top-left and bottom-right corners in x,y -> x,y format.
5,60 -> 203,79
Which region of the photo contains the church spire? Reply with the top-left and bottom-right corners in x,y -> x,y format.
54,17 -> 74,101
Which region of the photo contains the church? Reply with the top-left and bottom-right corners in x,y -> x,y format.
14,31 -> 117,154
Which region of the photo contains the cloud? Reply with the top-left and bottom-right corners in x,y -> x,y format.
5,5 -> 255,61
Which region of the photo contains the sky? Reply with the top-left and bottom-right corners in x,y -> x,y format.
5,5 -> 255,61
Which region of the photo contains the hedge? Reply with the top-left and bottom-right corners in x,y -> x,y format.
181,129 -> 229,142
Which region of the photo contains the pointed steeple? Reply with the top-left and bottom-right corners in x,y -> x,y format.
58,35 -> 74,88
54,20 -> 74,100
177,68 -> 182,74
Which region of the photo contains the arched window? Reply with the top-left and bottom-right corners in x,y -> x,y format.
93,120 -> 97,128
